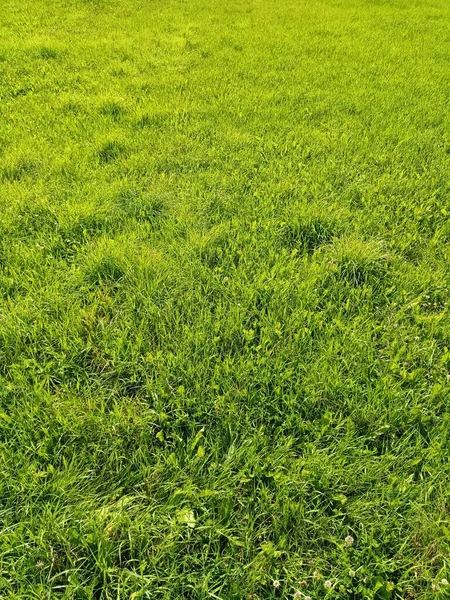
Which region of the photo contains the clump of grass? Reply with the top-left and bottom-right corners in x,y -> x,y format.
61,100 -> 84,115
327,236 -> 392,287
83,254 -> 126,287
1,157 -> 39,182
53,211 -> 114,260
84,255 -> 126,288
196,223 -> 240,270
97,141 -> 126,164
99,101 -> 125,121
117,188 -> 167,224
82,240 -> 128,286
134,112 -> 169,130
278,206 -> 342,254
37,46 -> 59,60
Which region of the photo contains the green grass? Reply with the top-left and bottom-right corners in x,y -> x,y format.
1,0 -> 450,598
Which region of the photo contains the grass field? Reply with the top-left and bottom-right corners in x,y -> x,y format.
1,0 -> 450,597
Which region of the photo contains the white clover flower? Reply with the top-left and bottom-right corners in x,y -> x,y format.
344,535 -> 354,546
324,580 -> 333,589
312,570 -> 320,579
293,592 -> 302,599
273,579 -> 281,589
441,579 -> 449,587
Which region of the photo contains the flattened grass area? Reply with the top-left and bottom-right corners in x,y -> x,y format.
1,0 -> 450,597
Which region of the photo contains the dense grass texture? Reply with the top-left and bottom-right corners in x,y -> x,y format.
1,0 -> 450,598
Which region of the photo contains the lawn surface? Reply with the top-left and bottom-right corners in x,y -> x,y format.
1,0 -> 450,598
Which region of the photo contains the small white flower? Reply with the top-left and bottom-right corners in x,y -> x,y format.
432,583 -> 439,592
344,535 -> 354,546
293,593 -> 302,600
441,579 -> 449,586
349,569 -> 356,577
324,580 -> 333,589
273,579 -> 281,589
304,597 -> 312,600
312,570 -> 320,579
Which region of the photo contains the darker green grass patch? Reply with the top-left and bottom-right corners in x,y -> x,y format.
8,86 -> 33,99
99,101 -> 125,121
1,158 -> 39,182
61,101 -> 85,115
83,254 -> 127,286
37,46 -> 60,60
278,208 -> 342,255
0,238 -> 6,268
0,136 -> 7,157
116,188 -> 167,225
134,112 -> 170,130
197,225 -> 241,270
97,141 -> 127,164
52,212 -> 118,260
81,0 -> 110,5
67,212 -> 114,240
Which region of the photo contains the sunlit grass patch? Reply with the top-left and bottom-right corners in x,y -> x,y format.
326,236 -> 392,287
